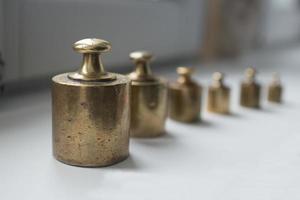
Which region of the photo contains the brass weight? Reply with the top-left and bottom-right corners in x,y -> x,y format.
268,73 -> 282,103
169,67 -> 202,122
240,67 -> 261,108
207,72 -> 230,114
52,38 -> 130,167
128,51 -> 168,137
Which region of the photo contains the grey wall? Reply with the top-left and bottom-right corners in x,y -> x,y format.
262,0 -> 300,46
0,0 -> 3,53
1,0 -> 205,83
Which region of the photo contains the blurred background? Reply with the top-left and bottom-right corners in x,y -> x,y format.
2,1 -> 300,199
0,0 -> 300,92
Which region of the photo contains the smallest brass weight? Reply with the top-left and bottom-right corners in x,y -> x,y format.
268,73 -> 282,103
207,72 -> 230,114
169,67 -> 202,122
240,67 -> 261,108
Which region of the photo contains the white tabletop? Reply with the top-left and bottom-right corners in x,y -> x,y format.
1,46 -> 300,200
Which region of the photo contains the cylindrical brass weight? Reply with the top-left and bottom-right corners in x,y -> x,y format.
169,67 -> 202,122
268,73 -> 282,103
207,72 -> 230,114
240,67 -> 261,108
128,51 -> 168,138
52,38 -> 130,167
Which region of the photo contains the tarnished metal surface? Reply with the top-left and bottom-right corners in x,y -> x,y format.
268,73 -> 282,103
169,67 -> 201,122
52,38 -> 130,167
207,72 -> 230,114
240,67 -> 261,108
129,51 -> 168,137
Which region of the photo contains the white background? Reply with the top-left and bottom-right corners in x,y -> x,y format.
0,45 -> 299,199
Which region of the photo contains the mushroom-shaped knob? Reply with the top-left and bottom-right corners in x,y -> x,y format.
176,67 -> 195,84
213,72 -> 224,82
243,67 -> 257,83
245,67 -> 256,78
68,38 -> 116,81
211,72 -> 225,87
177,67 -> 194,76
73,38 -> 111,54
130,51 -> 153,63
129,51 -> 155,81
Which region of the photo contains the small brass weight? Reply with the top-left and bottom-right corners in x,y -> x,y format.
268,73 -> 282,103
169,67 -> 202,122
52,38 -> 130,167
240,67 -> 261,108
207,72 -> 230,114
128,51 -> 168,137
